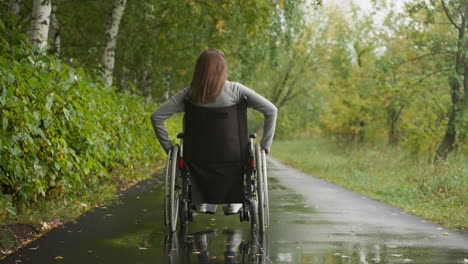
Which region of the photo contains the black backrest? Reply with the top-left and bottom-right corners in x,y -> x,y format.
183,100 -> 248,162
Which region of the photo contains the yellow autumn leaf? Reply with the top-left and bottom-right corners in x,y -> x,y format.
279,0 -> 284,8
216,20 -> 226,33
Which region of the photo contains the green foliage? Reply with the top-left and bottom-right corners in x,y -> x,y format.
0,33 -> 169,222
57,0 -> 287,99
274,139 -> 468,230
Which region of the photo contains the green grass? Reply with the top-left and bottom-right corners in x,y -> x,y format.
273,139 -> 467,231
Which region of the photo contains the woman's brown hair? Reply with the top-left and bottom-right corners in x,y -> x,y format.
189,49 -> 227,104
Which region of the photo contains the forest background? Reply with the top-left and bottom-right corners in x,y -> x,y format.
0,0 -> 466,254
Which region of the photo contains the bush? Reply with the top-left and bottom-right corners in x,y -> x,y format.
0,32 -> 171,221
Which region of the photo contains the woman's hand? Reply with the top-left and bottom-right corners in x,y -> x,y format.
263,149 -> 269,155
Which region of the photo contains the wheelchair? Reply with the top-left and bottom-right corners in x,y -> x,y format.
163,99 -> 269,234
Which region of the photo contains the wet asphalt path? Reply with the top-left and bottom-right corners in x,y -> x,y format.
2,157 -> 467,264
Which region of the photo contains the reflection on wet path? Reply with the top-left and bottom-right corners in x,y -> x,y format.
2,158 -> 468,264
164,228 -> 268,263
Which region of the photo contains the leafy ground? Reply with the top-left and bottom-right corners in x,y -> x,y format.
273,139 -> 467,231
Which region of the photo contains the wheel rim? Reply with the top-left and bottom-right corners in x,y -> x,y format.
261,150 -> 269,227
255,144 -> 265,233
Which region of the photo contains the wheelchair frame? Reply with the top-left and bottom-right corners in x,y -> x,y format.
164,134 -> 269,234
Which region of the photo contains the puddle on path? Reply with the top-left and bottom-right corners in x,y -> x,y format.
2,164 -> 467,264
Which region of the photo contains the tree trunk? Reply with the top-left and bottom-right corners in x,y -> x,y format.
8,0 -> 22,17
435,0 -> 466,160
435,106 -> 457,160
118,66 -> 129,92
387,104 -> 404,145
30,0 -> 52,49
48,0 -> 60,56
162,75 -> 171,101
102,0 -> 127,87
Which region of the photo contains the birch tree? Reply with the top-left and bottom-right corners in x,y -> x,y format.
48,0 -> 60,55
102,0 -> 127,86
8,0 -> 22,17
30,0 -> 52,49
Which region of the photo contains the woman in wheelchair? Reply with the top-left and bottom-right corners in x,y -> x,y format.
150,49 -> 277,231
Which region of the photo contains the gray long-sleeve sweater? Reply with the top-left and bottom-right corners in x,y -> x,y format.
150,81 -> 278,154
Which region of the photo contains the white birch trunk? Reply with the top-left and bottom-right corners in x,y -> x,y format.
102,0 -> 127,86
48,1 -> 60,55
9,0 -> 22,17
30,0 -> 52,49
162,75 -> 170,100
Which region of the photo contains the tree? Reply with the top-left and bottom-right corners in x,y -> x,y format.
102,0 -> 127,86
30,0 -> 52,49
48,0 -> 60,55
8,0 -> 23,17
435,0 -> 467,159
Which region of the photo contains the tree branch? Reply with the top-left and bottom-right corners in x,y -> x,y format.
441,0 -> 461,29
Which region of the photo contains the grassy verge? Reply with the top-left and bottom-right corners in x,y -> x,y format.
273,139 -> 467,231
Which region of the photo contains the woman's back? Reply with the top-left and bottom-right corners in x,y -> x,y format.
151,81 -> 277,154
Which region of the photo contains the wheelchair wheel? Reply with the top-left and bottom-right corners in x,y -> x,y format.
261,148 -> 269,227
164,149 -> 173,227
250,199 -> 258,231
255,144 -> 267,233
168,145 -> 180,232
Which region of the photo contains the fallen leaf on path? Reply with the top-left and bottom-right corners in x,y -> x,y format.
442,232 -> 449,236
138,247 -> 148,250
391,254 -> 402,257
55,256 -> 63,260
41,222 -> 51,230
29,246 -> 39,250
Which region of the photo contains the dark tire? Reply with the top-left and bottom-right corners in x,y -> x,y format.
250,199 -> 258,232
179,195 -> 188,228
169,145 -> 180,232
164,149 -> 173,227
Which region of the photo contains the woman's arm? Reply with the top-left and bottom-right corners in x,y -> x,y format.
150,88 -> 188,154
236,83 -> 278,152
